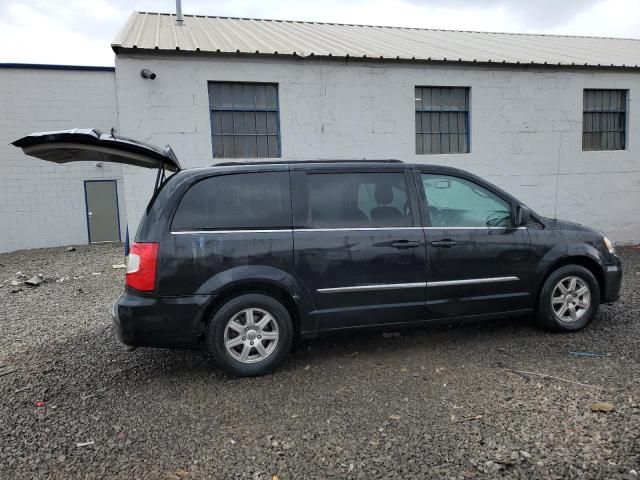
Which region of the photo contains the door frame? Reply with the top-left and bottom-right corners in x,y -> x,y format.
291,165 -> 428,331
83,179 -> 122,244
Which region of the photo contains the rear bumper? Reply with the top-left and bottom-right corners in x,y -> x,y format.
602,259 -> 623,304
112,292 -> 213,348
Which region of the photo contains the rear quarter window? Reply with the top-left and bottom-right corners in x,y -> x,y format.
171,171 -> 292,230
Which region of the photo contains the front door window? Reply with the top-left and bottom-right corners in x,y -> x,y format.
421,174 -> 513,228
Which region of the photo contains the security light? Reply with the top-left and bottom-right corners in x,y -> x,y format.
140,69 -> 157,80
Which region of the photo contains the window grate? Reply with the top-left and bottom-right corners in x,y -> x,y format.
209,82 -> 281,158
415,87 -> 470,155
582,89 -> 627,151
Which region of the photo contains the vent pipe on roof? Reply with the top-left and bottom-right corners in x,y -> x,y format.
175,0 -> 184,24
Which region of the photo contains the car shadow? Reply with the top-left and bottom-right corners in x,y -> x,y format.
19,309 -> 606,391
280,314 -> 536,368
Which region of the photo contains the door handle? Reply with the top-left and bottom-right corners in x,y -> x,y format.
391,240 -> 420,249
88,211 -> 94,217
431,240 -> 459,248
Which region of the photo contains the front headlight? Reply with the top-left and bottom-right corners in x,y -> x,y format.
603,236 -> 615,255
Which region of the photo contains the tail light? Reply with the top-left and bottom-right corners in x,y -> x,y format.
126,242 -> 159,292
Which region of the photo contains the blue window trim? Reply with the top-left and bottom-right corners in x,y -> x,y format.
582,88 -> 627,151
208,81 -> 281,159
415,86 -> 471,155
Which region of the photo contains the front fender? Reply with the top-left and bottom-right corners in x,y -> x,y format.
533,240 -> 606,291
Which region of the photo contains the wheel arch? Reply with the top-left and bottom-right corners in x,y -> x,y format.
537,255 -> 604,303
197,264 -> 320,338
203,280 -> 303,337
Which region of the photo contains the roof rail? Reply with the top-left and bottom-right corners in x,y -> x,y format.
213,159 -> 404,167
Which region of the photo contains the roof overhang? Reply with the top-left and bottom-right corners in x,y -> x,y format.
111,11 -> 640,71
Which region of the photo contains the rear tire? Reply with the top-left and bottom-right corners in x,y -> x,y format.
536,265 -> 600,331
206,293 -> 293,377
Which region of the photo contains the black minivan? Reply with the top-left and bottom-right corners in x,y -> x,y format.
14,129 -> 623,376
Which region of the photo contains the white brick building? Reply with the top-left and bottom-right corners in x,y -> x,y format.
2,13 -> 640,252
0,65 -> 126,252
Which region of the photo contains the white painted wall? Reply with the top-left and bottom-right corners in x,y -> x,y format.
114,54 -> 638,244
0,67 -> 125,253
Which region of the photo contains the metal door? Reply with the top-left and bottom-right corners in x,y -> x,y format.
84,180 -> 121,243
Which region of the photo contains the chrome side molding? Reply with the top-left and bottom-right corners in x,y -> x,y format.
171,229 -> 293,235
171,226 -> 527,235
318,277 -> 519,293
426,276 -> 519,287
317,282 -> 427,293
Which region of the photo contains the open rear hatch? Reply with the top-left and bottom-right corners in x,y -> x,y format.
12,128 -> 181,171
13,128 -> 181,191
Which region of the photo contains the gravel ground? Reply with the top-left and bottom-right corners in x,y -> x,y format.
0,243 -> 639,480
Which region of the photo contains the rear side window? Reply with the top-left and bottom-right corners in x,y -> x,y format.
307,172 -> 413,228
172,172 -> 291,230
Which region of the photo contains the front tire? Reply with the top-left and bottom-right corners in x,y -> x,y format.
206,294 -> 293,377
536,265 -> 600,331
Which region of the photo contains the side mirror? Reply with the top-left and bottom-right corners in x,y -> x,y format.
515,204 -> 531,227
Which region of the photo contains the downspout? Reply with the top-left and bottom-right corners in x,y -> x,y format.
176,0 -> 184,24
553,134 -> 562,220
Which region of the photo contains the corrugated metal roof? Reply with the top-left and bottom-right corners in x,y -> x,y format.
112,12 -> 640,69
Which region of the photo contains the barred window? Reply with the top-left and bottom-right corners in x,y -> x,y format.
583,89 -> 627,151
209,82 -> 280,158
415,87 -> 470,155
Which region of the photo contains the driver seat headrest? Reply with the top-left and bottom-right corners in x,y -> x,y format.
375,184 -> 393,205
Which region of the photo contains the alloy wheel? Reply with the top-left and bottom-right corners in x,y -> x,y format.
223,308 -> 279,363
551,276 -> 591,323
